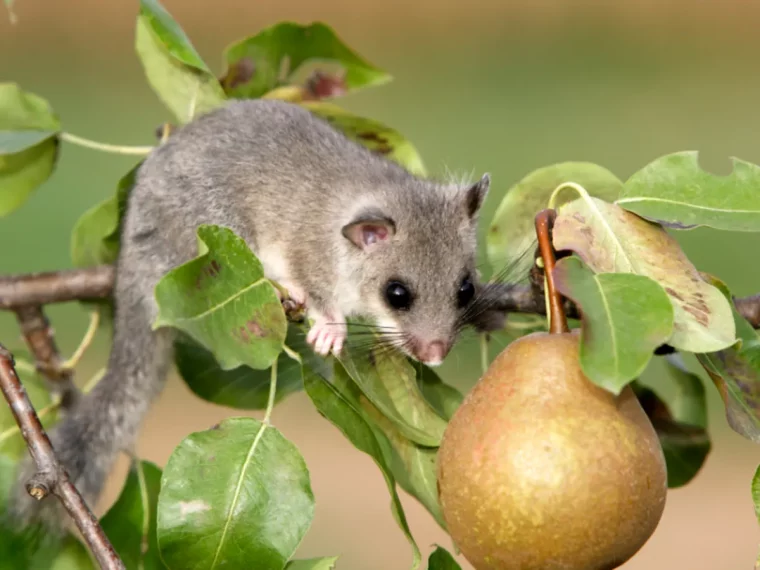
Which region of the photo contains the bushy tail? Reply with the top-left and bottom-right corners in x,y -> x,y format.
6,245 -> 176,536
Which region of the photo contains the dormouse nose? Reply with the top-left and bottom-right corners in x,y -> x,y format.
414,339 -> 451,367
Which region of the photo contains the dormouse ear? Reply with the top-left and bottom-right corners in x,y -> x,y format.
341,210 -> 396,251
463,173 -> 491,220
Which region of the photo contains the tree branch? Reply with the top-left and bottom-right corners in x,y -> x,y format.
0,343 -> 125,570
735,293 -> 760,329
0,266 -> 114,309
0,265 -> 759,330
14,305 -> 79,408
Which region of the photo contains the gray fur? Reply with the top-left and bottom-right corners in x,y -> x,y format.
7,99 -> 493,533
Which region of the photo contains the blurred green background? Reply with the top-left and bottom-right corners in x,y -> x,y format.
2,1 -> 760,568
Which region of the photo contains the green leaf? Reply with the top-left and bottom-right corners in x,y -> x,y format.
552,256 -> 674,393
486,162 -> 623,273
632,380 -> 711,488
694,276 -> 760,442
654,413 -> 711,489
49,539 -> 95,570
285,557 -> 340,570
337,346 -> 447,447
70,162 -> 140,268
100,460 -> 165,570
135,0 -> 226,123
416,363 -> 464,421
303,365 -> 422,570
156,417 -> 314,570
222,22 -> 390,99
173,323 -> 329,409
154,225 -> 287,371
301,101 -> 426,176
553,196 -> 736,353
358,389 -> 447,530
664,352 -> 708,428
618,151 -> 760,232
0,83 -> 61,216
427,546 -> 462,570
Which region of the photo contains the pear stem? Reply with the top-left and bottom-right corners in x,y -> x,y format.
535,209 -> 569,335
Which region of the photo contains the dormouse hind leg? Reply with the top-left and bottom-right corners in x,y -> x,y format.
274,279 -> 307,315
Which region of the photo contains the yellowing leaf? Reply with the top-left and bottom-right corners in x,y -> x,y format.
552,196 -> 735,353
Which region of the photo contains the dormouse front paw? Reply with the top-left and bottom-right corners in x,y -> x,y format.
306,313 -> 347,357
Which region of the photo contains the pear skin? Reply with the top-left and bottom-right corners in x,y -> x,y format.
437,330 -> 667,570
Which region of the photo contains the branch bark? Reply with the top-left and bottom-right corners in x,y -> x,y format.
0,343 -> 125,570
0,266 -> 114,309
14,305 -> 79,408
0,265 -> 759,330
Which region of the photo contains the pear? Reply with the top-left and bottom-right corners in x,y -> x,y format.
437,330 -> 667,570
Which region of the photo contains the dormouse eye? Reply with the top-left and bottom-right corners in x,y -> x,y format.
458,276 -> 475,308
385,281 -> 413,311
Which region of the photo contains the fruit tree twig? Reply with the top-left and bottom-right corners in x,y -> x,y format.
534,209 -> 569,334
0,266 -> 114,309
14,305 -> 79,408
0,265 -> 759,330
735,293 -> 760,329
0,343 -> 125,570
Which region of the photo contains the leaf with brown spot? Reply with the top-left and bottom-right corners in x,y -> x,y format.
222,22 -> 390,99
552,196 -> 736,353
218,57 -> 256,91
695,275 -> 760,443
305,71 -> 347,99
300,101 -> 425,176
154,225 -> 287,371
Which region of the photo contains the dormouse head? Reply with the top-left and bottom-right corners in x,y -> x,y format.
340,173 -> 491,366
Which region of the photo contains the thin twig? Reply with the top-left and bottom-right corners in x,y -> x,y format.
735,293 -> 760,329
535,209 -> 568,334
60,132 -> 153,156
0,266 -> 114,309
264,358 -> 278,425
0,367 -> 105,445
62,310 -> 101,370
14,306 -> 78,408
1,265 -> 759,330
0,343 -> 125,570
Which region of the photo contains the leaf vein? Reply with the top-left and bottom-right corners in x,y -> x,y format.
209,421 -> 268,569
